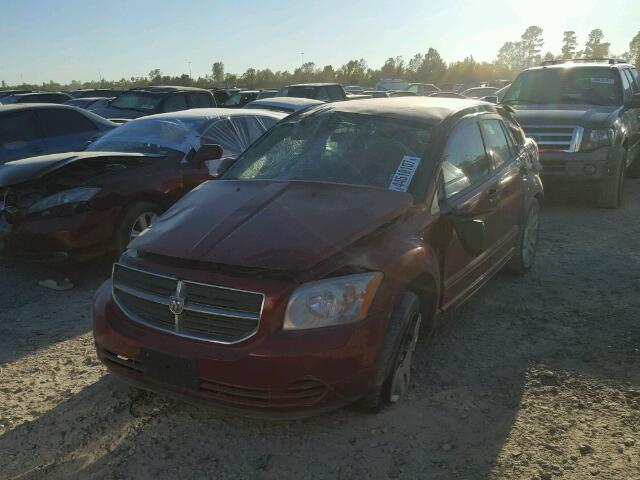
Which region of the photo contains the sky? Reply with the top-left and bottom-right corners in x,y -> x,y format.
1,0 -> 639,85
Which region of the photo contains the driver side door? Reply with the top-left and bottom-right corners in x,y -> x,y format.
438,117 -> 505,310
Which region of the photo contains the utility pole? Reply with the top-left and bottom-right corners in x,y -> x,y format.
188,61 -> 192,79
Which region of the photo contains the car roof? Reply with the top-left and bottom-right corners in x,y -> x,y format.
134,107 -> 287,122
313,97 -> 496,125
526,62 -> 635,71
128,85 -> 212,93
11,92 -> 70,97
287,83 -> 341,87
1,103 -> 86,112
0,103 -> 118,126
247,97 -> 325,107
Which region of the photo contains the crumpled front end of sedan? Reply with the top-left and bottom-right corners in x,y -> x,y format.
92,179 -> 416,417
92,258 -> 392,417
0,152 -> 156,262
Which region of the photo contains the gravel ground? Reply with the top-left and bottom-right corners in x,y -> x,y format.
0,180 -> 639,480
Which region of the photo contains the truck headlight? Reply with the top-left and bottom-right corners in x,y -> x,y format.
284,272 -> 383,330
28,187 -> 101,214
582,128 -> 614,151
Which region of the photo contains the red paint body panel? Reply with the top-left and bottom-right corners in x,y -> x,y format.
0,152 -> 211,260
129,180 -> 413,272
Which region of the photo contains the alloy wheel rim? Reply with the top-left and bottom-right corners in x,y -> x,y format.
521,204 -> 539,268
130,212 -> 158,240
389,313 -> 422,403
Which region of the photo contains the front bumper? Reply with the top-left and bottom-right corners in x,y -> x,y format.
93,279 -> 385,417
0,208 -> 117,262
539,146 -> 614,183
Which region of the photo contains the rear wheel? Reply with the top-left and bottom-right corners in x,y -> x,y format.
360,292 -> 423,412
597,151 -> 626,209
115,202 -> 162,254
507,198 -> 540,274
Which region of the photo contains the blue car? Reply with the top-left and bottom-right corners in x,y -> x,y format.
0,104 -> 118,165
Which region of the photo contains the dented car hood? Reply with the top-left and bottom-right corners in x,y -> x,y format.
130,179 -> 413,271
0,151 -> 152,187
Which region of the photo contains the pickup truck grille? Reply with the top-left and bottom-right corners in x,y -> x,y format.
112,263 -> 264,344
522,125 -> 584,153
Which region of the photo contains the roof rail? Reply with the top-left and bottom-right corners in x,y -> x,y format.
540,58 -> 628,66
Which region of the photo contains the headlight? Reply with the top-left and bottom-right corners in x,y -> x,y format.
28,187 -> 101,214
582,128 -> 614,151
284,272 -> 383,330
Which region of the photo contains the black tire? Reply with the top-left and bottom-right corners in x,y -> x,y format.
115,202 -> 163,254
597,150 -> 626,209
360,291 -> 423,413
506,198 -> 541,274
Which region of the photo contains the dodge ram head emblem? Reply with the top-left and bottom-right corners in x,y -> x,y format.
169,296 -> 185,316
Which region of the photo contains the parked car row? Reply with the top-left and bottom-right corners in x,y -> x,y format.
1,58 -> 639,419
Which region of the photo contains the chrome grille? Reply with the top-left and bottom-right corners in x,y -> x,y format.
522,125 -> 584,153
112,263 -> 264,344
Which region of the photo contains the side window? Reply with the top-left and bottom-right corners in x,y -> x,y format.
407,85 -> 419,94
499,121 -> 518,155
328,86 -> 344,101
188,93 -> 213,108
442,121 -> 490,198
620,70 -> 633,102
162,93 -> 188,112
480,119 -> 512,168
0,111 -> 40,144
316,88 -> 330,101
37,109 -> 96,136
623,69 -> 638,93
630,69 -> 640,90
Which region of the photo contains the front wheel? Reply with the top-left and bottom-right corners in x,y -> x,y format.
115,202 -> 162,254
597,151 -> 626,209
360,292 -> 423,412
507,198 -> 541,274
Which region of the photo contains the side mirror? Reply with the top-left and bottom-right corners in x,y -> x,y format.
453,217 -> 487,256
206,156 -> 236,178
483,95 -> 499,104
192,143 -> 224,167
625,92 -> 640,109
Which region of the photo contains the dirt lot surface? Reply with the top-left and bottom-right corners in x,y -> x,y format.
1,181 -> 639,480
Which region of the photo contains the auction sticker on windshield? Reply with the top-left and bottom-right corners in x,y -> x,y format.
389,155 -> 421,192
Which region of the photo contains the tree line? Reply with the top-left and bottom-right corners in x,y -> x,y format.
3,27 -> 639,92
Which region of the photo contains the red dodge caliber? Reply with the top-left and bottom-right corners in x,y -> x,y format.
93,98 -> 543,417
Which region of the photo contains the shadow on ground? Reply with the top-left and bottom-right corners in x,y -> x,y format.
0,181 -> 639,479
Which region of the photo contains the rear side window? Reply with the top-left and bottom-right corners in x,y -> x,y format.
162,93 -> 188,112
622,69 -> 638,93
316,88 -> 330,101
327,86 -> 344,101
0,111 -> 39,143
620,70 -> 633,101
630,69 -> 640,90
188,93 -> 213,108
480,119 -> 512,168
442,121 -> 490,198
37,109 -> 97,136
